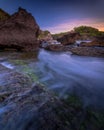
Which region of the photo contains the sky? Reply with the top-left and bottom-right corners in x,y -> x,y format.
0,0 -> 104,34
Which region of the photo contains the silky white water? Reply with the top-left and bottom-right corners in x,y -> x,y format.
0,49 -> 104,108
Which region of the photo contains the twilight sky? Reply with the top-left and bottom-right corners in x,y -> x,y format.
0,0 -> 104,33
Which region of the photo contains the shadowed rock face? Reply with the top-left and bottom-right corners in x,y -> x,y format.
57,32 -> 80,45
0,7 -> 40,52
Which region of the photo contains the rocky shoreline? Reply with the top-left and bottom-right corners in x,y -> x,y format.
0,7 -> 104,130
41,31 -> 104,57
0,64 -> 104,130
44,44 -> 104,57
0,8 -> 104,57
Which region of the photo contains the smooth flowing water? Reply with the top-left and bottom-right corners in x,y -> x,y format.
0,49 -> 104,108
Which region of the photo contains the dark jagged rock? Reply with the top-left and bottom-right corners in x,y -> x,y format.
0,8 -> 40,52
57,32 -> 80,45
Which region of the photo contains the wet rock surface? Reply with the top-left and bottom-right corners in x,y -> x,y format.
44,44 -> 104,57
0,65 -> 70,130
0,7 -> 104,130
0,7 -> 40,52
0,64 -> 104,130
51,31 -> 104,57
70,47 -> 104,57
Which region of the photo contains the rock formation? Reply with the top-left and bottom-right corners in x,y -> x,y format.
38,30 -> 53,41
57,32 -> 80,45
39,30 -> 61,48
80,36 -> 104,47
45,44 -> 64,51
0,7 -> 40,51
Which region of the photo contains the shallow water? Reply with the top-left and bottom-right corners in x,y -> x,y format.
0,49 -> 104,108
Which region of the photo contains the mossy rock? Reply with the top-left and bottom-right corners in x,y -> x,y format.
56,95 -> 104,130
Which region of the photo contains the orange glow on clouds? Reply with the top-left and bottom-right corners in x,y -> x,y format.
44,18 -> 104,34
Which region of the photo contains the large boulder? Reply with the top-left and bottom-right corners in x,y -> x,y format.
45,44 -> 64,51
0,7 -> 40,52
57,32 -> 80,45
